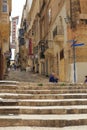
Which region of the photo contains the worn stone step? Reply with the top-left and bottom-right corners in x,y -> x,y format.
0,114 -> 87,127
0,108 -> 19,115
19,107 -> 87,115
16,99 -> 87,106
0,126 -> 87,130
0,80 -> 19,85
1,99 -> 87,106
15,89 -> 87,94
0,85 -> 17,89
19,85 -> 87,90
0,93 -> 87,99
0,105 -> 87,115
0,89 -> 86,94
0,99 -> 18,106
0,90 -> 17,93
0,82 -> 87,128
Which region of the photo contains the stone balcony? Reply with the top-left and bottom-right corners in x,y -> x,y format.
54,34 -> 64,43
44,40 -> 54,57
53,26 -> 64,46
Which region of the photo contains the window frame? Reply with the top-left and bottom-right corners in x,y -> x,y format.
2,0 -> 8,13
3,0 -> 7,3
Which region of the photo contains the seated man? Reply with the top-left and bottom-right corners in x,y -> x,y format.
54,73 -> 59,83
49,72 -> 58,83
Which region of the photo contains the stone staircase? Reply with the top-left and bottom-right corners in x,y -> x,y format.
0,81 -> 87,129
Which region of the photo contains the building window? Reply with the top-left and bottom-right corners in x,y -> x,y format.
2,4 -> 7,12
60,49 -> 64,60
3,0 -> 7,3
53,26 -> 57,38
2,0 -> 8,12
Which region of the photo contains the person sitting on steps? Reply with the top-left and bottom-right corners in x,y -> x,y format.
49,72 -> 59,83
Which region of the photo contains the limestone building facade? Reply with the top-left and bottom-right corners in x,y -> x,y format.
0,0 -> 12,79
20,0 -> 87,83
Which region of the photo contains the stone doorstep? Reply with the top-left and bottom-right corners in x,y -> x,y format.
0,114 -> 87,127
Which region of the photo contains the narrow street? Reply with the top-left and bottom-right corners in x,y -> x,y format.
6,69 -> 48,83
0,0 -> 87,129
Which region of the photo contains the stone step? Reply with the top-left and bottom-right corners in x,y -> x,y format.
1,126 -> 87,130
0,114 -> 87,127
0,99 -> 87,106
0,93 -> 87,99
0,89 -> 87,94
0,80 -> 19,85
0,108 -> 19,115
0,82 -> 87,128
0,85 -> 17,89
0,99 -> 18,106
18,99 -> 87,106
19,85 -> 87,90
16,89 -> 87,94
0,105 -> 87,115
19,106 -> 87,114
0,82 -> 87,90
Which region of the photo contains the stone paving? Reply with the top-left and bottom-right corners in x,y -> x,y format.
6,70 -> 48,83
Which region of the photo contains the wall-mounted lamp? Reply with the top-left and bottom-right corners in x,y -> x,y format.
64,16 -> 71,24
